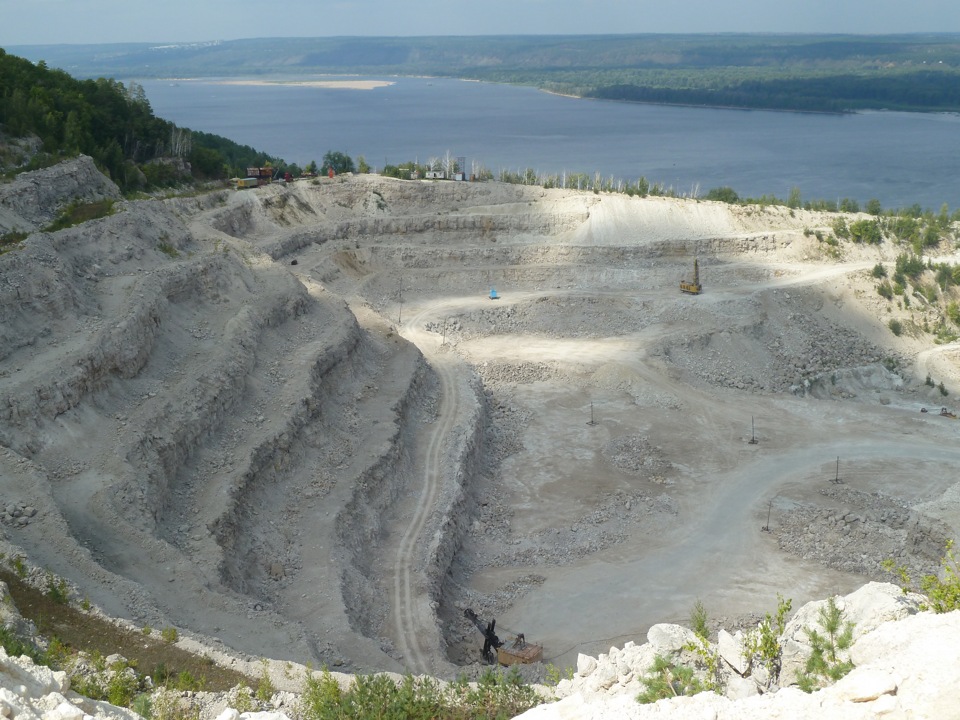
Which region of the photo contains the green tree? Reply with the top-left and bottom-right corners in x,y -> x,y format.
356,155 -> 371,173
832,217 -> 850,239
320,151 -> 355,175
787,186 -> 802,209
705,186 -> 740,203
849,219 -> 882,244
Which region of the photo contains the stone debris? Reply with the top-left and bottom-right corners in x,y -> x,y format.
1,500 -> 38,527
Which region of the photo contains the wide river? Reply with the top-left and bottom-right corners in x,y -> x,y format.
140,76 -> 959,209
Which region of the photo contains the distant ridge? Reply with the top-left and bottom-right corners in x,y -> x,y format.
7,34 -> 960,113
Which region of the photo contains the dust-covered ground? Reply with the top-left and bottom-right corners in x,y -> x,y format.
1,158 -> 958,679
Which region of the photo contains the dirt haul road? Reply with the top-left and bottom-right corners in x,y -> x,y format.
1,164 -> 958,677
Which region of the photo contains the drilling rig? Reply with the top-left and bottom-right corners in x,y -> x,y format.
680,258 -> 703,295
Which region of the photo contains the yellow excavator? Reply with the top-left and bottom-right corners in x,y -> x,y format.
680,258 -> 703,295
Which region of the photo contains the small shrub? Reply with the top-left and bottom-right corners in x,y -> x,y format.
11,556 -> 28,578
743,594 -> 792,688
832,217 -> 850,239
46,573 -> 70,604
151,688 -> 199,720
544,663 -> 574,686
796,597 -> 854,693
888,319 -> 903,336
300,668 -> 343,719
161,626 -> 178,644
920,541 -> 960,612
876,280 -> 893,300
172,670 -> 203,692
0,625 -> 47,666
636,655 -> 706,704
256,660 -> 276,702
229,685 -> 255,714
90,649 -> 107,672
300,666 -> 540,719
71,674 -> 106,701
884,541 -> 960,613
689,598 -> 709,639
157,241 -> 180,258
107,670 -> 140,707
939,382 -> 949,396
871,263 -> 887,278
131,694 -> 152,719
47,636 -> 70,668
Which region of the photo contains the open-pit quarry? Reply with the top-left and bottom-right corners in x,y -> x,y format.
1,157 -> 958,679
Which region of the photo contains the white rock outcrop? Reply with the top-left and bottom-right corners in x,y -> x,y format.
517,582 -> 960,720
0,646 -> 140,720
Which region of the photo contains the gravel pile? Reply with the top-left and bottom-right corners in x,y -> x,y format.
775,484 -> 950,579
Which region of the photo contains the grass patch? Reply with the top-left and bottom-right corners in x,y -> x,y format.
0,568 -> 254,692
45,199 -> 116,231
158,241 -> 180,258
0,229 -> 28,254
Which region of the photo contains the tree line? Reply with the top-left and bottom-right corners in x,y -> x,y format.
0,49 -> 283,191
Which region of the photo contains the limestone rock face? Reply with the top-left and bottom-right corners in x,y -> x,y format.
645,623 -> 698,656
0,155 -> 121,233
717,628 -> 748,675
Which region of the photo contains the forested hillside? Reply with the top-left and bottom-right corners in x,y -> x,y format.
0,48 -> 283,189
11,34 -> 960,113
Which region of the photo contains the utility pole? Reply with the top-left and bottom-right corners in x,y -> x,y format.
833,456 -> 841,484
398,275 -> 403,325
749,415 -> 758,445
762,500 -> 772,532
586,402 -> 596,426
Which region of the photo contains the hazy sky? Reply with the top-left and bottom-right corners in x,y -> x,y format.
2,0 -> 959,46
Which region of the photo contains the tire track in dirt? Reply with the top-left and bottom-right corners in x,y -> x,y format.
392,314 -> 462,674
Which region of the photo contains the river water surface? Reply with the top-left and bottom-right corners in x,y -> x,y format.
140,76 -> 960,209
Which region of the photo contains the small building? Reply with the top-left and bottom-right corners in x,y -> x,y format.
246,167 -> 274,186
425,170 -> 446,179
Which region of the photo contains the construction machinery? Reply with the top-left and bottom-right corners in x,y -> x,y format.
464,608 -> 543,666
680,258 -> 703,295
920,407 -> 958,418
